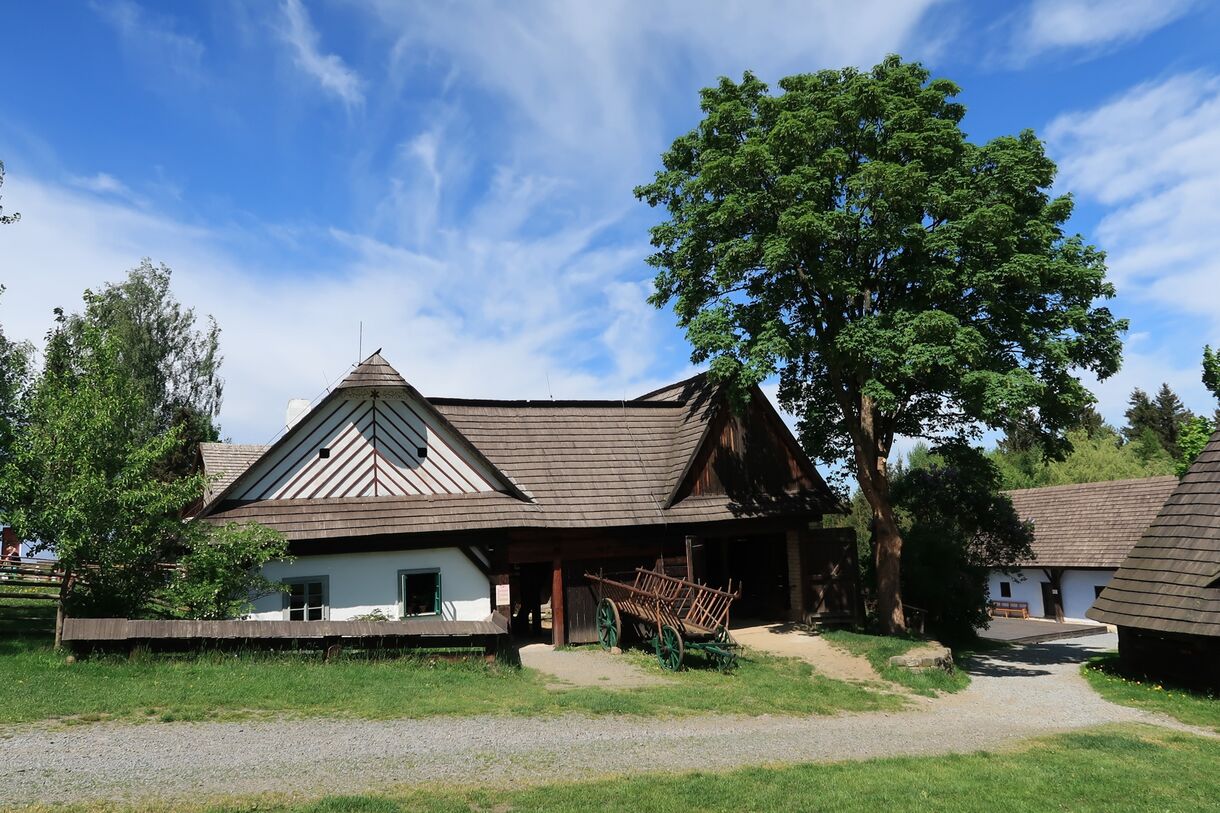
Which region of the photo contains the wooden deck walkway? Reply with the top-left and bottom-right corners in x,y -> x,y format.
62,616 -> 509,658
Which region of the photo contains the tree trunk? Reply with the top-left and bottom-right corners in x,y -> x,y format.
852,447 -> 906,636
873,509 -> 906,634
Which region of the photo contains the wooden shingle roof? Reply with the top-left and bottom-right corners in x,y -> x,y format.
334,350 -> 407,390
199,364 -> 838,540
199,442 -> 270,502
1006,476 -> 1178,569
1090,430 -> 1220,637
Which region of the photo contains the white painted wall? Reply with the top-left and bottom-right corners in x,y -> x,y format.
988,568 -> 1115,623
248,547 -> 491,621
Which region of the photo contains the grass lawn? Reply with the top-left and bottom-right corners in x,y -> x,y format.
821,630 -> 971,695
1083,653 -> 1220,732
0,635 -> 901,725
24,726 -> 1219,813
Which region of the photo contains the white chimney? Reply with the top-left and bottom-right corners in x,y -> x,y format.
285,399 -> 311,429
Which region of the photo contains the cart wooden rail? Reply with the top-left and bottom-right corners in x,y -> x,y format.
585,567 -> 741,671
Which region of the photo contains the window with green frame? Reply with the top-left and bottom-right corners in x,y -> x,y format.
399,569 -> 441,617
283,576 -> 328,621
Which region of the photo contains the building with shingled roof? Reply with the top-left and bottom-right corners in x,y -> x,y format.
988,476 -> 1178,623
1090,432 -> 1220,687
191,351 -> 856,645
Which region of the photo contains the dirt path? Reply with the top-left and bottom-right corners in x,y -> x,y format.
732,623 -> 881,683
1,634 -> 1213,807
518,643 -> 672,688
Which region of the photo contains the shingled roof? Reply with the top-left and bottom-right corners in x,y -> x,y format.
198,359 -> 838,541
1006,476 -> 1178,569
1090,431 -> 1220,637
199,442 -> 269,502
334,350 -> 407,390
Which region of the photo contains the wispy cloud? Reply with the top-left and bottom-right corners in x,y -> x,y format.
91,0 -> 205,83
1012,0 -> 1197,62
278,0 -> 365,108
1048,72 -> 1220,418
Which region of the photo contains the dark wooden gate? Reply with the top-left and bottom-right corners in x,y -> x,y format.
805,527 -> 860,625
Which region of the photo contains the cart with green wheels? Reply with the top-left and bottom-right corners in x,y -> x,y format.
584,567 -> 741,671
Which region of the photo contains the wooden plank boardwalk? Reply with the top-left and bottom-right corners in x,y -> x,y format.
62,617 -> 510,658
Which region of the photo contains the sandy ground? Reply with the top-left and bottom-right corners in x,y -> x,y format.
517,643 -> 673,688
3,632 -> 1215,807
731,623 -> 882,683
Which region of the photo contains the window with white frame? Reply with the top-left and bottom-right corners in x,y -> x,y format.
284,576 -> 328,621
399,569 -> 441,617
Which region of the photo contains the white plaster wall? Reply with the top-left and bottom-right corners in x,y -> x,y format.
1060,569 -> 1115,622
248,547 -> 491,621
989,569 -> 1048,617
988,568 -> 1114,623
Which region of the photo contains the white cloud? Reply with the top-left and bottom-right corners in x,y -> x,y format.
1015,0 -> 1197,60
0,171 -> 677,443
69,173 -> 130,196
1048,72 -> 1220,420
373,0 -> 942,186
278,0 -> 365,108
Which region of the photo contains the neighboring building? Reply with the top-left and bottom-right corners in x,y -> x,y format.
1091,433 -> 1220,688
192,352 -> 855,645
988,477 -> 1178,623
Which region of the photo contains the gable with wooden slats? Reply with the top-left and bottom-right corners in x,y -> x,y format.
230,393 -> 502,501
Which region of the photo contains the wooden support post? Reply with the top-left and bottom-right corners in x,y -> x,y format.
1044,567 -> 1066,623
551,558 -> 566,647
786,528 -> 806,623
491,572 -> 511,622
684,535 -> 696,582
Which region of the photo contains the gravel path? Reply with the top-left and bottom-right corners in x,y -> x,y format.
1,633 -> 1213,807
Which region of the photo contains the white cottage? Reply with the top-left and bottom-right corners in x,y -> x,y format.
190,351 -> 850,645
989,476 -> 1177,623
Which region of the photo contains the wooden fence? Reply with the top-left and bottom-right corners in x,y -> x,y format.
0,557 -> 62,635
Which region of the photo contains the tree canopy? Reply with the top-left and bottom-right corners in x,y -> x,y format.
636,56 -> 1125,632
0,317 -> 206,643
64,260 -> 223,478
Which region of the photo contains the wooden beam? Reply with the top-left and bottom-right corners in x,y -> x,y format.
551,558 -> 566,647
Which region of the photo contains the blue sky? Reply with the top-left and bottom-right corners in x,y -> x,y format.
2,0 -> 1219,453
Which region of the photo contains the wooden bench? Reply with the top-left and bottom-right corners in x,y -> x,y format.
989,600 -> 1030,619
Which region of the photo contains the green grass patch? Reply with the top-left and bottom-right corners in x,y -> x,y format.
821,630 -> 970,695
1083,653 -> 1220,732
0,636 -> 900,725
25,726 -> 1220,813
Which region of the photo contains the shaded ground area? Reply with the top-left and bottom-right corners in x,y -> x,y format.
979,617 -> 1109,644
4,633 -> 1213,807
732,622 -> 881,683
517,643 -> 673,689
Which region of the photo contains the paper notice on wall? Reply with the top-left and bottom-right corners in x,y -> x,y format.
495,583 -> 511,606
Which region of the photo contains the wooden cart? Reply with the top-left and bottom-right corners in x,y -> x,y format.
584,567 -> 741,671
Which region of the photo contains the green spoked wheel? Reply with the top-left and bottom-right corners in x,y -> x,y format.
595,598 -> 621,650
711,626 -> 738,672
656,625 -> 684,671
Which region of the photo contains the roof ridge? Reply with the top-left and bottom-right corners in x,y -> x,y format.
1005,475 -> 1178,496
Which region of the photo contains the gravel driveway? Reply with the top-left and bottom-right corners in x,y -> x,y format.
1,633 -> 1212,807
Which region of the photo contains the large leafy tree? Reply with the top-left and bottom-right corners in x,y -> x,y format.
64,260 -> 223,478
636,57 -> 1125,633
0,318 -> 205,645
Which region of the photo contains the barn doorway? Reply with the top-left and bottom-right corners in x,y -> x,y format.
702,534 -> 789,621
